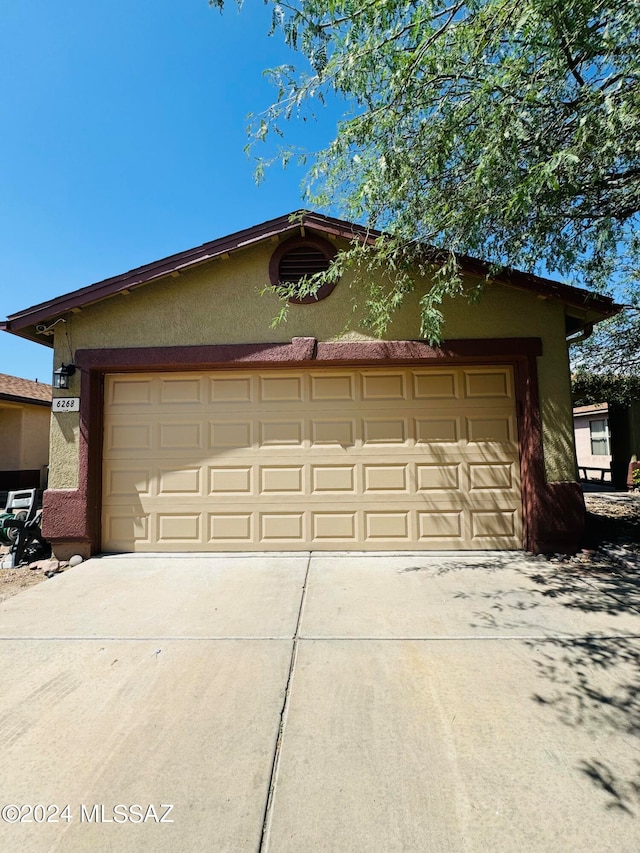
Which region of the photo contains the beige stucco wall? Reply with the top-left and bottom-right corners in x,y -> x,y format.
50,238 -> 576,489
0,405 -> 23,470
20,405 -> 51,472
0,402 -> 50,477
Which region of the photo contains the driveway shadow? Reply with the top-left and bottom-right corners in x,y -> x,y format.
528,633 -> 640,815
437,557 -> 640,814
538,564 -> 640,813
401,556 -> 640,813
528,563 -> 640,617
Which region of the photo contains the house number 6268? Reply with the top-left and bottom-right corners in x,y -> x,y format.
53,398 -> 80,412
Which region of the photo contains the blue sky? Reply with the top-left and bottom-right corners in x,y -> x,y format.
0,1 -> 341,380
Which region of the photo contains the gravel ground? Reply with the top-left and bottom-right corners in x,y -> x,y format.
1,493 -> 638,604
583,492 -> 640,553
0,544 -> 60,605
0,558 -> 52,604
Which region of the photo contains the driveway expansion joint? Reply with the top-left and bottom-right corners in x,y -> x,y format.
0,635 -> 297,641
259,553 -> 311,853
297,634 -> 640,642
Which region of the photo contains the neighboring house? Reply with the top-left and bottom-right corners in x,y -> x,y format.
1,212 -> 620,559
0,373 -> 51,491
573,399 -> 640,489
573,403 -> 612,482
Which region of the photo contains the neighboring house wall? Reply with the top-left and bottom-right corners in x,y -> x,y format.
574,401 -> 640,489
0,405 -> 23,469
21,404 -> 51,475
47,239 -> 576,492
573,405 -> 612,481
0,401 -> 51,490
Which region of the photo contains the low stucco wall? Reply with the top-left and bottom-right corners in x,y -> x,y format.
49,237 -> 576,490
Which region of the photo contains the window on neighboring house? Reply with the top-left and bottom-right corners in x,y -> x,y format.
590,418 -> 610,455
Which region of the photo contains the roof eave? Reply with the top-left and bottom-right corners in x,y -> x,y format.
5,211 -> 378,334
457,256 -> 621,320
0,393 -> 51,408
3,209 -> 621,335
1,321 -> 53,347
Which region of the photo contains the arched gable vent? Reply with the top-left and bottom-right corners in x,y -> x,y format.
269,234 -> 339,304
279,245 -> 331,284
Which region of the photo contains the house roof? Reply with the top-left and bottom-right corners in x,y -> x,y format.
1,210 -> 622,346
0,373 -> 52,407
573,403 -> 609,417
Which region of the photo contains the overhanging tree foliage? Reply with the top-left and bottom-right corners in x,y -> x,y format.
572,371 -> 640,407
571,282 -> 640,384
570,280 -> 639,395
211,0 -> 640,345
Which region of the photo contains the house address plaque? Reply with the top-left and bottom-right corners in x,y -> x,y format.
52,397 -> 80,412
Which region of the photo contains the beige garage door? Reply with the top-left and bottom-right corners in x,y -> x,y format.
102,366 -> 522,551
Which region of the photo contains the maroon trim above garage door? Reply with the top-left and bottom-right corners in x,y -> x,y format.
42,338 -> 584,556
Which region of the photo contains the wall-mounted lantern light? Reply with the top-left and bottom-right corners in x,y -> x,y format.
52,363 -> 76,390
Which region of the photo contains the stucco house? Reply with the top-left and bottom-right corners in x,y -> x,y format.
1,212 -> 619,559
0,373 -> 51,492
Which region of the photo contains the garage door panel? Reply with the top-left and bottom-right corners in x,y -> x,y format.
463,367 -> 512,399
469,462 -> 517,491
104,468 -> 151,498
362,418 -> 408,445
209,374 -> 253,403
103,511 -> 151,548
415,463 -> 461,491
364,511 -> 411,540
209,466 -> 253,494
418,510 -> 464,540
209,512 -> 253,542
312,512 -> 357,541
310,373 -> 355,401
102,511 -> 521,553
259,466 -> 305,494
260,512 -> 305,542
311,465 -> 356,493
209,420 -> 253,449
157,513 -> 202,544
107,378 -> 154,407
159,422 -> 203,451
159,377 -> 203,404
361,372 -> 407,400
413,370 -> 460,400
471,510 -> 517,539
105,422 -> 153,453
363,465 -> 409,493
259,419 -> 304,447
415,417 -> 460,443
102,367 -> 522,551
311,419 -> 356,447
157,468 -> 202,496
466,414 -> 516,443
259,375 -> 305,403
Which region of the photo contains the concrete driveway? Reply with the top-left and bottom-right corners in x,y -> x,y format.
0,552 -> 639,852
